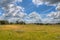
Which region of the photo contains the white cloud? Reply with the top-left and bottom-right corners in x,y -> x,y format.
0,0 -> 27,23
15,0 -> 22,2
32,0 -> 60,6
8,4 -> 24,16
44,11 -> 60,23
3,11 -> 42,23
32,0 -> 43,6
0,0 -> 22,11
0,0 -> 60,24
0,16 -> 5,20
25,12 -> 41,23
47,11 -> 60,19
56,3 -> 60,10
3,4 -> 25,16
0,3 -> 27,22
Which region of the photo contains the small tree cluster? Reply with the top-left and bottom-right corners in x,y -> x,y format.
16,21 -> 26,25
0,20 -> 9,25
0,20 -> 26,25
0,20 -> 60,25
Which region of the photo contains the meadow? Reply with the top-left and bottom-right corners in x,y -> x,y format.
0,24 -> 60,40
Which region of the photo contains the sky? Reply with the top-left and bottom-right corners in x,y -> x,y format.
0,0 -> 60,23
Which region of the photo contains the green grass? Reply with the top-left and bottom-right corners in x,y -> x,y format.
0,25 -> 60,40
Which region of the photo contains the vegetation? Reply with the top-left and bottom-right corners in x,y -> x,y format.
0,20 -> 26,25
16,21 -> 26,25
0,20 -> 60,25
0,25 -> 60,40
0,20 -> 60,40
0,20 -> 9,25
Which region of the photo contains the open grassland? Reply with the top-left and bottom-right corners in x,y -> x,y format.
0,24 -> 60,40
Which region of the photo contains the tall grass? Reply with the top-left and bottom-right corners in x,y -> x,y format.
0,25 -> 60,40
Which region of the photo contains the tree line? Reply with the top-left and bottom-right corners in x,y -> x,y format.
0,20 -> 60,25
0,20 -> 26,25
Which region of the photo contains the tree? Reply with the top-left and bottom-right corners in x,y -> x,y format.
0,20 -> 9,25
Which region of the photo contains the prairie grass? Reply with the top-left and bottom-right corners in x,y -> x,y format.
0,24 -> 60,40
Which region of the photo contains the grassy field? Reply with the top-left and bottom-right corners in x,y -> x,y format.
0,24 -> 60,40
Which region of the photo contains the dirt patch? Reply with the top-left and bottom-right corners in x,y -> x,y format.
0,25 -> 21,30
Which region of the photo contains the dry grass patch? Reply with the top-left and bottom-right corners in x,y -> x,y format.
0,25 -> 60,40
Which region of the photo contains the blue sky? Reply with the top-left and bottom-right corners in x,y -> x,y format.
16,0 -> 56,14
0,7 -> 4,16
0,0 -> 56,15
0,0 -> 60,23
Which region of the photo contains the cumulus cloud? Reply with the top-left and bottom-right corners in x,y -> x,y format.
32,0 -> 60,6
0,0 -> 60,24
56,3 -> 60,10
45,11 -> 60,23
32,0 -> 43,6
0,2 -> 27,22
0,0 -> 22,10
0,0 -> 26,22
47,11 -> 60,19
32,0 -> 60,23
0,0 -> 14,10
25,12 -> 41,23
16,0 -> 22,2
42,18 -> 60,24
3,11 -> 42,23
42,0 -> 60,4
3,4 -> 25,16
